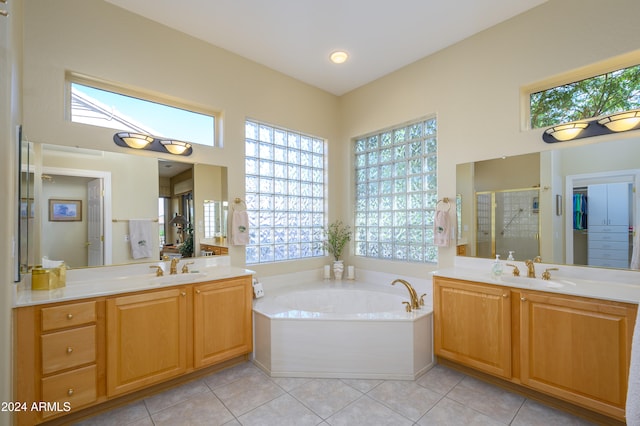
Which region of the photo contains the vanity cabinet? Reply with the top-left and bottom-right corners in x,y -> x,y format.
106,287 -> 189,397
433,278 -> 511,378
14,299 -> 103,425
194,276 -> 253,368
433,276 -> 637,421
14,274 -> 253,425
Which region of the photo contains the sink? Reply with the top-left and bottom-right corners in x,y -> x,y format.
149,272 -> 208,285
498,274 -> 565,289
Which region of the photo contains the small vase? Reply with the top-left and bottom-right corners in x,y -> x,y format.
333,260 -> 344,280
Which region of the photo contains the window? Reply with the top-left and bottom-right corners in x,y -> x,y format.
244,120 -> 326,264
68,74 -> 216,147
530,64 -> 640,129
354,117 -> 438,263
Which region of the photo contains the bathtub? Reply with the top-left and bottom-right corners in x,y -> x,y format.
253,278 -> 434,380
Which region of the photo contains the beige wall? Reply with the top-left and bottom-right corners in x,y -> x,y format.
4,0 -> 640,411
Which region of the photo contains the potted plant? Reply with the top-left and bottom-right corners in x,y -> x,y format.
324,220 -> 352,279
179,224 -> 194,258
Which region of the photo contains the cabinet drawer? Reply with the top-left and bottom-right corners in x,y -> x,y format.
41,364 -> 97,418
42,326 -> 96,375
42,301 -> 96,331
587,239 -> 629,250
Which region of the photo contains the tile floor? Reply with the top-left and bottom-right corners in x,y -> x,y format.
74,361 -> 594,425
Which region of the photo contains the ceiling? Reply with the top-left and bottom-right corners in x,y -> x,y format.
105,0 -> 547,96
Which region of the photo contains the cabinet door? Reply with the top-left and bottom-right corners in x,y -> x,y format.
193,276 -> 253,368
433,278 -> 511,378
106,288 -> 188,397
520,292 -> 637,419
606,182 -> 630,226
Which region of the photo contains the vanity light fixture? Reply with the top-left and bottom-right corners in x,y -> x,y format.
544,122 -> 589,142
114,132 -> 154,149
160,140 -> 192,155
113,132 -> 193,156
597,109 -> 640,132
330,51 -> 349,64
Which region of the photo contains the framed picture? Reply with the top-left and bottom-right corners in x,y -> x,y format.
49,199 -> 82,222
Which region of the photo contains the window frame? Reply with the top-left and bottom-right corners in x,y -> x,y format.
66,72 -> 221,147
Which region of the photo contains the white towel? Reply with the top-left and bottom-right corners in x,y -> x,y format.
129,219 -> 153,259
232,210 -> 250,245
631,231 -> 640,270
434,209 -> 451,247
627,311 -> 640,425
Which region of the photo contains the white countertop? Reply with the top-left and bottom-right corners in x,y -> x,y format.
13,257 -> 254,307
434,257 -> 640,304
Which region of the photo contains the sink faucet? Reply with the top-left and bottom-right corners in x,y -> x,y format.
170,258 -> 180,275
524,256 -> 542,278
391,279 -> 420,310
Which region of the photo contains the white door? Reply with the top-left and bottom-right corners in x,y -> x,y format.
87,178 -> 104,266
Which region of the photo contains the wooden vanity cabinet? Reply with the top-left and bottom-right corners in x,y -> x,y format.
433,276 -> 638,421
194,276 -> 253,368
14,274 -> 253,425
106,287 -> 189,397
519,290 -> 636,419
433,278 -> 511,378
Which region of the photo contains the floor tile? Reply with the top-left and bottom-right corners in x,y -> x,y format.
270,376 -> 315,392
213,372 -> 285,416
151,391 -> 233,426
339,378 -> 384,393
366,379 -> 443,421
416,364 -> 465,395
72,400 -> 149,426
204,362 -> 266,390
511,399 -> 596,425
417,397 -> 504,426
144,378 -> 209,413
289,378 -> 363,419
237,393 -> 323,426
327,395 -> 414,426
446,375 -> 525,424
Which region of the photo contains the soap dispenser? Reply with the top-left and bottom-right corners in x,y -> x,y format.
507,251 -> 515,261
492,254 -> 504,279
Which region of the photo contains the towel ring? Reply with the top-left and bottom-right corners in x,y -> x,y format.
436,198 -> 451,211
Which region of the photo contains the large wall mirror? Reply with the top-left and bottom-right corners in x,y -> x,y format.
456,137 -> 640,271
19,140 -> 228,272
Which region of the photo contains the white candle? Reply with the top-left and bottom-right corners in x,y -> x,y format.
323,265 -> 331,279
347,265 -> 355,280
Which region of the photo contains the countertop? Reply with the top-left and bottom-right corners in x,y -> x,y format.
434,257 -> 640,304
13,257 -> 254,307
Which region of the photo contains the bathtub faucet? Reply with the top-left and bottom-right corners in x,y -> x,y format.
391,279 -> 420,310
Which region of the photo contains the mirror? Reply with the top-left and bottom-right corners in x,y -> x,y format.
19,142 -> 228,270
456,137 -> 640,270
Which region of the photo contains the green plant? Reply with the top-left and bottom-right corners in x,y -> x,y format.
179,224 -> 194,258
324,220 -> 352,261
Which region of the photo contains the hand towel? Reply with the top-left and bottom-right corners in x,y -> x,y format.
232,210 -> 250,245
434,209 -> 451,247
631,231 -> 640,270
627,311 -> 640,425
129,219 -> 153,259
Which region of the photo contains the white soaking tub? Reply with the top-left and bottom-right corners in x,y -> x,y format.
253,280 -> 434,380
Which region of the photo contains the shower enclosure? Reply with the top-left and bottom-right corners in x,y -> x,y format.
476,188 -> 540,261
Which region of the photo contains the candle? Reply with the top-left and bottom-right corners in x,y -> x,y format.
323,265 -> 331,280
347,265 -> 355,280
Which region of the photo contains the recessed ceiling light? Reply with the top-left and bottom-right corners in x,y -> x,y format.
330,51 -> 349,64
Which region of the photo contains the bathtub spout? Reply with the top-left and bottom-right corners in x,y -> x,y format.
391,279 -> 420,310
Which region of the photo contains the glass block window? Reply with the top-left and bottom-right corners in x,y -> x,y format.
245,120 -> 326,264
354,117 -> 438,263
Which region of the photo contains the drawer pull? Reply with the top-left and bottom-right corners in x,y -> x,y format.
196,290 -> 201,294
502,293 -> 508,298
67,313 -> 73,320
521,297 -> 527,302
67,347 -> 73,354
181,292 -> 186,297
67,388 -> 74,396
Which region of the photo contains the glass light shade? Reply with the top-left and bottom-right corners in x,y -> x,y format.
160,140 -> 191,155
545,123 -> 589,141
598,110 -> 640,132
118,133 -> 153,149
330,51 -> 349,64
